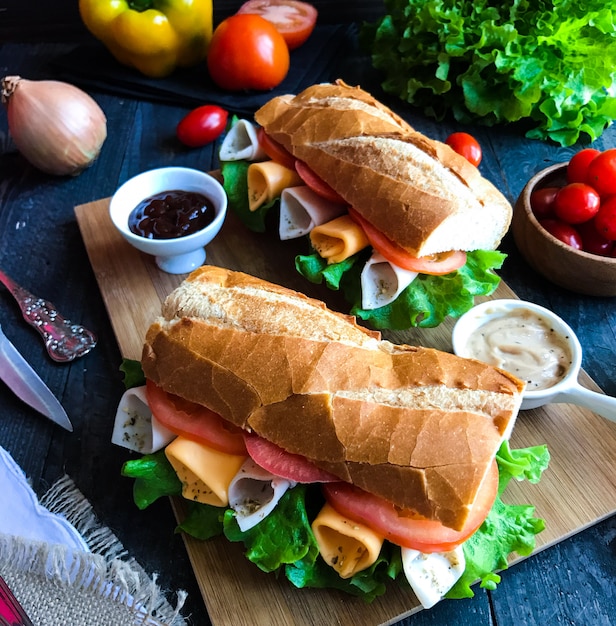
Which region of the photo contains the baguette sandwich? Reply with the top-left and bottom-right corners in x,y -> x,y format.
220,80 -> 513,330
117,266 -> 549,607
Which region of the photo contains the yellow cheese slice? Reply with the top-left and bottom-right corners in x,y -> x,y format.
312,503 -> 384,579
247,160 -> 302,212
165,436 -> 247,507
309,214 -> 370,264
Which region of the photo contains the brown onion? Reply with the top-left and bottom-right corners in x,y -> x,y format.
1,75 -> 107,176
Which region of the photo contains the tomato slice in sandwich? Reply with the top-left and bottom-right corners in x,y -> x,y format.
323,460 -> 499,553
257,127 -> 296,170
295,160 -> 347,204
244,432 -> 339,483
145,380 -> 247,455
348,207 -> 467,274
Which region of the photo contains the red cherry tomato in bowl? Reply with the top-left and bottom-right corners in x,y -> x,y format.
530,186 -> 559,219
567,148 -> 600,183
593,196 -> 616,241
237,0 -> 318,50
445,132 -> 482,166
586,149 -> 616,197
577,221 -> 615,256
176,105 -> 228,148
554,183 -> 600,224
207,14 -> 290,91
539,218 -> 583,250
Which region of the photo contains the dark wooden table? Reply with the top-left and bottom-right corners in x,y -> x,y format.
1,18 -> 615,626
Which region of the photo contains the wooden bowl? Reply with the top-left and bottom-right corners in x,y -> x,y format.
512,163 -> 616,297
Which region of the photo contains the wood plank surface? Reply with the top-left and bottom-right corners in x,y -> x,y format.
75,197 -> 616,626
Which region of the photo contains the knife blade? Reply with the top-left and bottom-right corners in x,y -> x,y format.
0,323 -> 73,431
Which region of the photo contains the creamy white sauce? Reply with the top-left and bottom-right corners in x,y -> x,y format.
465,308 -> 572,390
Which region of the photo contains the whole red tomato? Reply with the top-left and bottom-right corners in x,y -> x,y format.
586,148 -> 616,197
176,105 -> 228,148
445,132 -> 482,166
207,14 -> 290,91
530,186 -> 559,219
539,218 -> 583,250
577,221 -> 614,256
567,148 -> 600,184
554,183 -> 600,224
593,196 -> 616,241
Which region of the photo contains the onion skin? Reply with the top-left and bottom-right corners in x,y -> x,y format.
1,75 -> 107,176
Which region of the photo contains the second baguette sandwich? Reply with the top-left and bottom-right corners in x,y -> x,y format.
254,81 -> 512,258
221,80 -> 514,329
142,265 -> 525,531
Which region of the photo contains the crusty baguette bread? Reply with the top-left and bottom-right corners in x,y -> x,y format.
254,80 -> 513,258
142,266 -> 525,530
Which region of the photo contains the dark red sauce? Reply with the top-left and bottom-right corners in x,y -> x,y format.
128,190 -> 216,239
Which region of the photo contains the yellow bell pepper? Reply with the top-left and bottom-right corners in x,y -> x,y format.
79,0 -> 213,78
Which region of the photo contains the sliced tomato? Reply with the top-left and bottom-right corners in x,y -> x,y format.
244,432 -> 339,483
145,380 -> 247,455
237,0 -> 318,50
257,127 -> 296,170
348,208 -> 467,274
323,460 -> 499,553
295,160 -> 347,204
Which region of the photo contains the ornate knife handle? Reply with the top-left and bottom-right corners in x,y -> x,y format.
0,269 -> 97,363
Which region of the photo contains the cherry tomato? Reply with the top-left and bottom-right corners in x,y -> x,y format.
145,380 -> 247,455
445,132 -> 482,167
567,148 -> 600,183
539,218 -> 583,250
207,14 -> 290,91
586,148 -> 616,197
348,208 -> 467,274
237,0 -> 318,50
530,186 -> 559,219
295,160 -> 346,204
577,220 -> 615,256
176,105 -> 228,148
323,461 -> 498,553
244,433 -> 338,483
554,183 -> 600,224
257,127 -> 296,170
593,196 -> 616,240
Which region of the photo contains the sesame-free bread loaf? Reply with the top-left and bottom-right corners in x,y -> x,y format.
254,80 -> 513,258
142,266 -> 524,530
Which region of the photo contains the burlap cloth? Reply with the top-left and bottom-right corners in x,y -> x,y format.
0,475 -> 187,626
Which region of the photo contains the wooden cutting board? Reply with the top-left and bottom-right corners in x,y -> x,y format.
75,198 -> 616,626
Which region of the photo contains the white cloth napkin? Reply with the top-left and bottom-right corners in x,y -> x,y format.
0,445 -> 187,625
0,446 -> 88,551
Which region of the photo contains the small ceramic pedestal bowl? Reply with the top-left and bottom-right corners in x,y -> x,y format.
110,167 -> 227,274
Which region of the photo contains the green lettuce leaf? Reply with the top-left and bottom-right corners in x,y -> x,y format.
120,358 -> 146,389
286,543 -> 402,603
121,450 -> 182,510
177,501 -> 225,540
363,0 -> 616,145
223,485 -> 319,573
221,160 -> 278,233
296,248 -> 506,328
446,441 -> 550,599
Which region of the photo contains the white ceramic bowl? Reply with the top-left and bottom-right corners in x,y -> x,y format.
109,167 -> 227,274
452,299 -> 616,421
